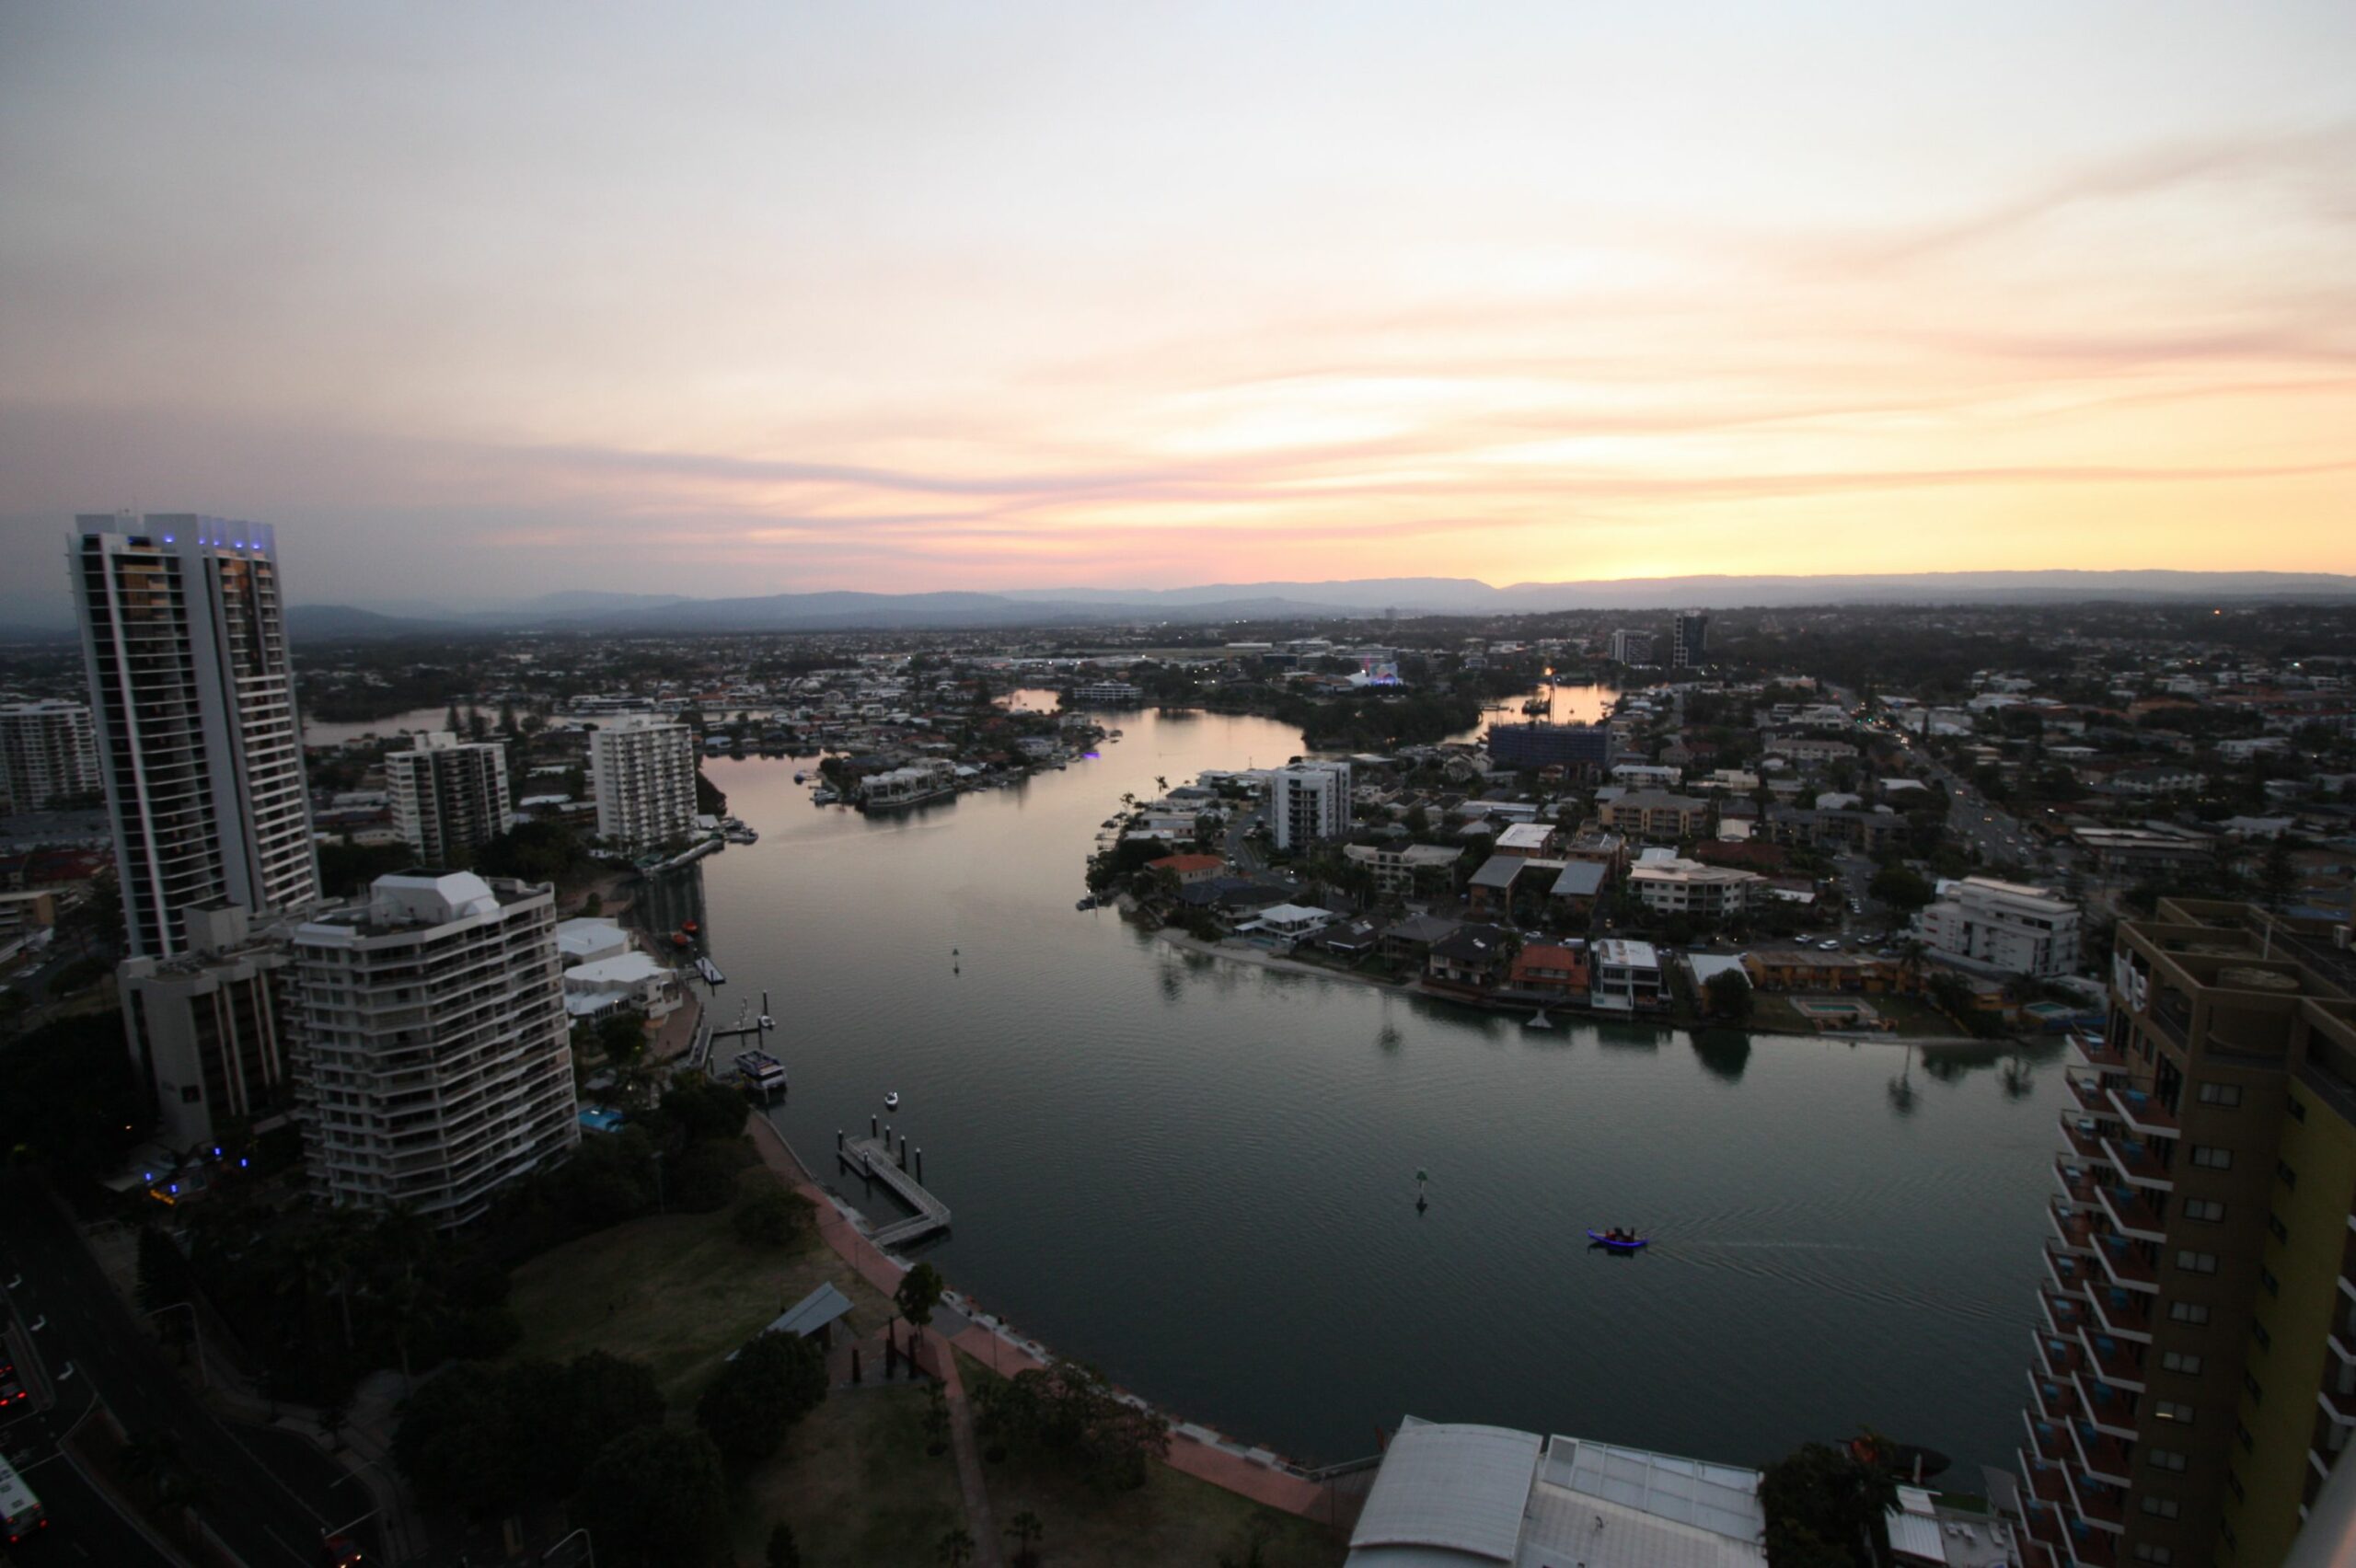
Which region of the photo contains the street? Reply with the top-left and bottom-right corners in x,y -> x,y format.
0,1174 -> 380,1567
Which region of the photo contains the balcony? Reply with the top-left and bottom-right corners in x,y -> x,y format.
2040,1289 -> 2089,1338
2030,1368 -> 2083,1425
2024,1412 -> 2073,1465
2066,1077 -> 2113,1120
2036,1331 -> 2088,1382
2088,1286 -> 2154,1342
2107,1086 -> 2178,1138
2063,1455 -> 2130,1527
2055,1157 -> 2102,1206
2021,1458 -> 2072,1509
2322,1384 -> 2356,1427
2103,1136 -> 2173,1192
2096,1183 -> 2168,1243
2063,1412 -> 2139,1488
2078,1331 -> 2147,1392
2045,1244 -> 2094,1300
2062,1518 -> 2119,1568
2073,1371 -> 2140,1440
2096,1236 -> 2158,1294
2051,1200 -> 2100,1257
2071,1033 -> 2127,1072
2060,1113 -> 2109,1164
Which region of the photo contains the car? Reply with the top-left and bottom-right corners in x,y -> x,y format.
1819,939 -> 1842,951
0,1362 -> 25,1407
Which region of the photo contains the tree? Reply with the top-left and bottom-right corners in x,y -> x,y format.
896,1262 -> 946,1345
576,1426 -> 732,1568
2257,834 -> 2295,914
392,1365 -> 527,1516
1866,866 -> 1933,912
1703,969 -> 1753,1023
1006,1510 -> 1046,1568
938,1528 -> 976,1567
767,1524 -> 803,1568
733,1183 -> 816,1249
1759,1438 -> 1897,1568
695,1330 -> 827,1467
972,1357 -> 1172,1494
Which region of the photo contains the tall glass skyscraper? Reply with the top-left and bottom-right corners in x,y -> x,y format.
73,513 -> 320,957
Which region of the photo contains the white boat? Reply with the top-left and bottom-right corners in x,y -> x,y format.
884,1090 -> 900,1110
1526,1010 -> 1553,1030
757,1014 -> 775,1031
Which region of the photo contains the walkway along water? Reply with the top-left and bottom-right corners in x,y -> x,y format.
744,1114 -> 1329,1519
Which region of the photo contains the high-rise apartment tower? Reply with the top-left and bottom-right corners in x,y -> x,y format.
1671,611 -> 1708,669
293,871 -> 576,1229
0,698 -> 99,813
2019,900 -> 2356,1568
72,514 -> 319,957
387,731 -> 513,863
589,715 -> 697,855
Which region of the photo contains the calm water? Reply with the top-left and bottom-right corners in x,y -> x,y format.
672,699 -> 2055,1475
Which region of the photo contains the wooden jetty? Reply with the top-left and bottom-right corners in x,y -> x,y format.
837,1135 -> 950,1248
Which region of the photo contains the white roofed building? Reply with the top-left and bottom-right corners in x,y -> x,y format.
1345,1417 -> 1766,1568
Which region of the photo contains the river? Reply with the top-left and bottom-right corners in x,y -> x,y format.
670,692 -> 2054,1477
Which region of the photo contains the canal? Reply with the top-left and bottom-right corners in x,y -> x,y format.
672,695 -> 2055,1478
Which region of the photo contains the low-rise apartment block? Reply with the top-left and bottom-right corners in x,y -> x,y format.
1915,876 -> 2081,978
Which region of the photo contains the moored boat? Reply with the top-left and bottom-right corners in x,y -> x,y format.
1586,1229 -> 1649,1251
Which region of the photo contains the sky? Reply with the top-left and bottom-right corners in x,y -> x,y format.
2,1 -> 2352,617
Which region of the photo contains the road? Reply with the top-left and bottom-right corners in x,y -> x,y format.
0,1174 -> 381,1568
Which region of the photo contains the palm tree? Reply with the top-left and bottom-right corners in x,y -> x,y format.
1006,1511 -> 1045,1566
937,1527 -> 976,1567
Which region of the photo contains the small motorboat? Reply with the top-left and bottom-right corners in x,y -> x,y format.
757,1014 -> 775,1031
1587,1229 -> 1649,1251
669,932 -> 690,948
884,1090 -> 901,1110
683,920 -> 699,934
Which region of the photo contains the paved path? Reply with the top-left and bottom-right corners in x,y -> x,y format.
745,1113 -> 1329,1520
920,1328 -> 1003,1568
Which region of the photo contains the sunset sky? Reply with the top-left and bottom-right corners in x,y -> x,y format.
2,1 -> 2351,613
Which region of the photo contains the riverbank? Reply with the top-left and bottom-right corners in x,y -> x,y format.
743,1115 -> 1340,1521
1148,922 -> 1992,1049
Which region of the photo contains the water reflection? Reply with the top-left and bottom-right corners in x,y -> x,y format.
1691,1032 -> 1752,1083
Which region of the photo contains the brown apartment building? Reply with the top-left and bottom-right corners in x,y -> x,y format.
2023,899 -> 2356,1568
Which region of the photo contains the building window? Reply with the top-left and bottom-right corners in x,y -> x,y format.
2183,1198 -> 2224,1222
2142,1495 -> 2182,1518
2268,1212 -> 2290,1243
2197,1081 -> 2243,1107
2175,1250 -> 2218,1274
2191,1145 -> 2232,1170
2154,1400 -> 2193,1424
2132,1543 -> 2173,1563
2261,1268 -> 2281,1298
2168,1301 -> 2211,1325
2277,1159 -> 2299,1189
2149,1447 -> 2189,1472
2161,1350 -> 2202,1375
2289,1095 -> 2307,1123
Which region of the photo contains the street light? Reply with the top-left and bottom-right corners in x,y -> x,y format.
543,1527 -> 595,1567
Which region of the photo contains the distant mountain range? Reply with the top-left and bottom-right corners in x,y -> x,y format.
6,570 -> 2352,644
299,571 -> 2356,639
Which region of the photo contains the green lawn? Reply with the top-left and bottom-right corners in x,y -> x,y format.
959,1355 -> 1348,1568
504,1171 -> 884,1408
733,1384 -> 966,1568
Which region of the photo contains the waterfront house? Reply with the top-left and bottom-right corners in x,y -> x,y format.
1240,903 -> 1334,943
1343,841 -> 1466,897
1426,922 -> 1514,998
1315,917 -> 1386,958
1742,947 -> 1900,994
1507,942 -> 1588,998
1590,939 -> 1668,1011
1146,852 -> 1226,886
1381,913 -> 1461,964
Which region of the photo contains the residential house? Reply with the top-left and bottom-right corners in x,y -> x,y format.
1590,939 -> 1668,1011
1507,942 -> 1589,998
1426,923 -> 1514,998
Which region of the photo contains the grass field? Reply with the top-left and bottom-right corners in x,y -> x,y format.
504,1171 -> 884,1408
733,1385 -> 966,1568
959,1355 -> 1349,1568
